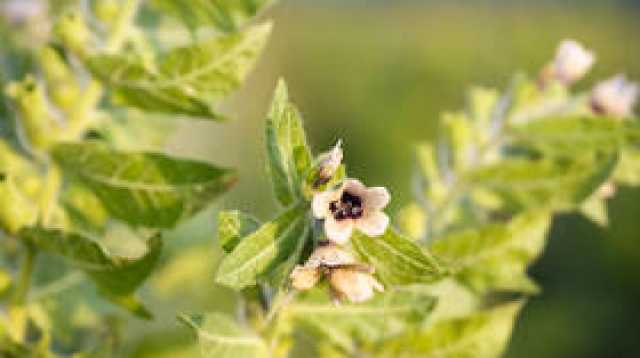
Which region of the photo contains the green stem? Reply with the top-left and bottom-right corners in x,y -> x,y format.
12,245 -> 36,305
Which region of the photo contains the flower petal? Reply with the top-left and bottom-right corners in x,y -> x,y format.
312,190 -> 337,219
364,187 -> 390,210
290,265 -> 321,290
343,179 -> 367,197
329,268 -> 379,303
356,211 -> 389,237
324,217 -> 353,244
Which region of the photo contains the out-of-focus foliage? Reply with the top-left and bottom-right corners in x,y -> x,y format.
0,0 -> 273,355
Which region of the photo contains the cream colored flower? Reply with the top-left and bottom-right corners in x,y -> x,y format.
314,140 -> 343,188
547,39 -> 595,85
312,179 -> 390,244
328,266 -> 384,303
290,265 -> 321,291
590,75 -> 639,118
304,242 -> 356,268
289,243 -> 384,303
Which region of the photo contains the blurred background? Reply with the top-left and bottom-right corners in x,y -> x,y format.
3,0 -> 640,357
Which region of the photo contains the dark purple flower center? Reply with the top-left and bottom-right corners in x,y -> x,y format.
330,191 -> 363,220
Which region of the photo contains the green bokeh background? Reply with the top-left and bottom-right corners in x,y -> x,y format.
3,0 -> 640,356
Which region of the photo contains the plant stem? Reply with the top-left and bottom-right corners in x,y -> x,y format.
12,245 -> 36,305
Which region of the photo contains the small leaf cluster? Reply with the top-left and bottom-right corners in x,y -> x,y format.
0,0 -> 274,355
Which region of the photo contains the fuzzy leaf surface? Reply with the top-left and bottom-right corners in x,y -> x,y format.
215,205 -> 309,289
431,211 -> 551,294
375,302 -> 524,357
265,79 -> 313,206
352,228 -> 447,286
52,142 -> 236,228
180,312 -> 269,358
87,23 -> 272,119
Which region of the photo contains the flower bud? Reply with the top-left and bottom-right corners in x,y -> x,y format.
315,140 -> 343,187
328,266 -> 384,303
590,75 -> 639,118
290,265 -> 321,291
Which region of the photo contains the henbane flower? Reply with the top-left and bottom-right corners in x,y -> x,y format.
312,179 -> 390,244
540,39 -> 595,86
590,75 -> 639,118
289,242 -> 384,303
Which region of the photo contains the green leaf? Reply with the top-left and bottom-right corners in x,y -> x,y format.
52,142 -> 236,228
431,210 -> 551,294
61,184 -> 109,235
215,205 -> 309,289
87,23 -> 272,120
352,228 -> 447,286
20,227 -> 162,297
218,210 -> 261,253
265,79 -> 313,206
375,301 -> 524,358
153,0 -> 276,33
468,153 -> 618,212
509,116 -> 634,156
283,289 -> 437,353
179,312 -> 269,358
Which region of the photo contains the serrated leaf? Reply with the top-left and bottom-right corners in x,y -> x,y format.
265,79 -> 313,206
153,0 -> 276,33
19,227 -> 162,297
283,289 -> 437,353
469,153 -> 618,212
375,301 -> 524,358
431,211 -> 550,294
215,205 -> 309,289
52,142 -> 236,228
352,228 -> 447,286
218,210 -> 261,253
87,23 -> 272,120
179,312 -> 269,358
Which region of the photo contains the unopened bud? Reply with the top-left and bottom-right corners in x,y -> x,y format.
290,265 -> 321,291
314,140 -> 343,188
328,266 -> 384,303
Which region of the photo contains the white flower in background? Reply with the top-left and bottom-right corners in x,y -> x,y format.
314,140 -> 343,187
312,179 -> 390,244
328,266 -> 384,303
590,75 -> 639,118
289,243 -> 384,303
2,0 -> 45,24
541,39 -> 595,86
